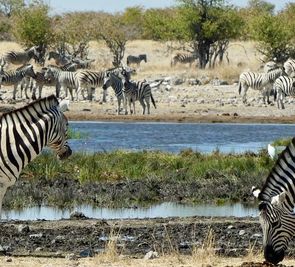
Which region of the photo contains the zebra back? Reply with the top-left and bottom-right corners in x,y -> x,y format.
2,46 -> 40,66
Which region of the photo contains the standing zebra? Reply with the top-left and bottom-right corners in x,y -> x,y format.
171,52 -> 198,67
102,72 -> 127,115
273,75 -> 295,109
47,51 -> 72,66
44,66 -> 79,100
252,137 -> 295,264
283,58 -> 295,77
2,46 -> 40,66
0,64 -> 37,100
122,71 -> 156,115
238,68 -> 284,104
126,54 -> 147,67
0,95 -> 72,215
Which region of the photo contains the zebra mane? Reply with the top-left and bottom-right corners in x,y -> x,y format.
259,137 -> 295,210
1,95 -> 58,118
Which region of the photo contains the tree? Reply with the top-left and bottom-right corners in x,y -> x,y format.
250,12 -> 295,62
12,2 -> 52,48
98,14 -> 137,67
177,0 -> 243,68
0,0 -> 24,17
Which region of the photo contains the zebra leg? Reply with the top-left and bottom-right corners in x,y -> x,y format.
102,89 -> 107,102
139,99 -> 146,115
13,84 -> 18,100
117,98 -> 121,115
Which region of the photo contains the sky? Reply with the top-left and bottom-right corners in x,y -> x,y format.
48,0 -> 293,14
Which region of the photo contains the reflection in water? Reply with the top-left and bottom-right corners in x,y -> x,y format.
2,202 -> 258,221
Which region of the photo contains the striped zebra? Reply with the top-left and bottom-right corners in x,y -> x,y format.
102,72 -> 127,115
283,58 -> 295,78
0,95 -> 72,215
75,67 -> 131,102
126,54 -> 147,67
273,76 -> 295,109
1,64 -> 37,100
238,68 -> 284,104
44,66 -> 79,100
252,137 -> 295,264
171,52 -> 198,67
2,46 -> 40,66
122,71 -> 156,115
47,51 -> 72,66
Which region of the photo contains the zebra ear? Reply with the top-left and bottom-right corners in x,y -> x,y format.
252,186 -> 261,198
59,99 -> 70,112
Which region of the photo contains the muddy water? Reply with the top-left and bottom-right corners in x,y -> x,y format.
2,202 -> 258,220
69,121 -> 295,154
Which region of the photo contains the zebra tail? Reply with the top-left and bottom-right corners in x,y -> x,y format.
151,93 -> 156,109
238,82 -> 242,95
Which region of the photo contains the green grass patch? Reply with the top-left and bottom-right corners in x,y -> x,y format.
271,137 -> 292,147
68,127 -> 88,139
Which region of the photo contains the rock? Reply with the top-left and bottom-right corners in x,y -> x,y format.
82,108 -> 91,112
144,251 -> 159,260
79,248 -> 94,257
29,233 -> 43,238
227,225 -> 234,229
173,78 -> 185,85
4,257 -> 12,262
18,224 -> 30,233
69,211 -> 88,220
239,230 -> 246,236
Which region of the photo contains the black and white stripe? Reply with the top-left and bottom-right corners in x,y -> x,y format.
0,95 -> 72,215
238,68 -> 284,104
102,73 -> 126,115
47,51 -> 72,66
171,52 -> 198,67
44,66 -> 79,100
122,72 -> 156,115
273,76 -> 295,109
127,54 -> 147,67
252,137 -> 295,264
1,64 -> 37,100
283,58 -> 295,77
2,46 -> 40,66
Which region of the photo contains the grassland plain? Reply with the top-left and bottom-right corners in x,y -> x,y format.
1,40 -> 295,266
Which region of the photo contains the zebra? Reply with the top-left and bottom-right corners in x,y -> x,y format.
238,68 -> 285,104
102,72 -> 127,115
170,52 -> 198,67
122,71 -> 156,115
0,64 -> 37,100
283,58 -> 295,78
2,46 -> 40,66
126,54 -> 147,67
252,137 -> 295,264
44,66 -> 79,100
273,75 -> 295,109
47,51 -> 72,66
0,95 -> 72,215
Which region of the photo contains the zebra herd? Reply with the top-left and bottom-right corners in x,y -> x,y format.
239,58 -> 295,109
0,47 -> 157,115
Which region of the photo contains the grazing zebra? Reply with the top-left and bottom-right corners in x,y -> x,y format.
44,66 -> 79,100
102,72 -> 126,115
283,58 -> 295,78
1,46 -> 41,66
122,71 -> 156,115
238,68 -> 284,104
1,64 -> 37,100
171,52 -> 198,67
273,75 -> 295,109
252,137 -> 295,264
0,95 -> 72,215
47,51 -> 72,66
126,54 -> 147,67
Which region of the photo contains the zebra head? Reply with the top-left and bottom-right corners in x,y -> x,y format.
48,99 -> 72,160
43,67 -> 55,81
17,64 -> 37,79
252,189 -> 295,264
102,72 -> 112,91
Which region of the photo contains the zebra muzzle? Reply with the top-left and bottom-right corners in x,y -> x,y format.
58,147 -> 72,160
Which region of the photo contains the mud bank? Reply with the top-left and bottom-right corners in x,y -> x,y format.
0,216 -> 295,259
